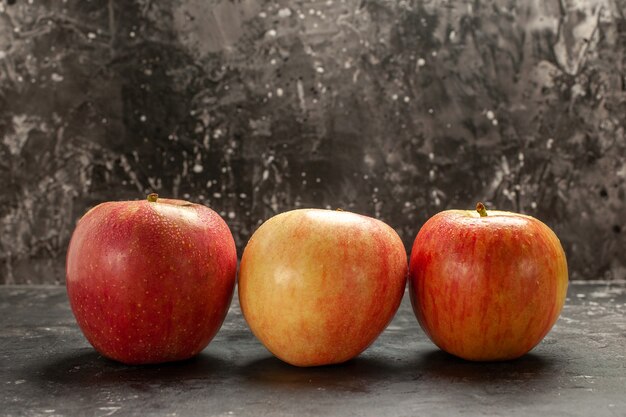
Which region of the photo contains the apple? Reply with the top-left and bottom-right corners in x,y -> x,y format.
66,193 -> 237,364
238,209 -> 408,367
409,202 -> 568,361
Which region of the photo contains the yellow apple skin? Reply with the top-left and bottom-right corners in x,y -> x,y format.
238,209 -> 408,367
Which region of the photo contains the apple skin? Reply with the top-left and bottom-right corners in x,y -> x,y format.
409,208 -> 568,361
66,196 -> 237,365
239,209 -> 408,367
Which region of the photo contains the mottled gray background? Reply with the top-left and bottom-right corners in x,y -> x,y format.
0,0 -> 624,284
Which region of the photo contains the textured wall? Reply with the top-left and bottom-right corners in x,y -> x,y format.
1,0 -> 625,284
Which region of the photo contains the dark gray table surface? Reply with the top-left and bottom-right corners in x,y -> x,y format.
1,282 -> 625,417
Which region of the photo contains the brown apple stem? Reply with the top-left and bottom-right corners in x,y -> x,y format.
147,193 -> 159,203
476,202 -> 488,217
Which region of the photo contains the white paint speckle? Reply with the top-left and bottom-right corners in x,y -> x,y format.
276,88 -> 284,97
392,94 -> 398,101
98,407 -> 121,416
486,110 -> 495,120
316,66 -> 325,74
259,11 -> 267,18
139,115 -> 147,122
278,8 -> 292,18
266,29 -> 277,37
404,96 -> 410,103
297,79 -> 306,111
87,32 -> 96,39
51,73 -> 64,82
417,58 -> 426,67
192,164 -> 203,173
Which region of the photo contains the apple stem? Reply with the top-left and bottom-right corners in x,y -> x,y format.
147,193 -> 159,203
476,202 -> 488,217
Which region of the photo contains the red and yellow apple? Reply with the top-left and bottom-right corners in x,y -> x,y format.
66,194 -> 237,364
409,203 -> 568,361
239,209 -> 407,367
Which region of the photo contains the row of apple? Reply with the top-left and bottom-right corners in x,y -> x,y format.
66,194 -> 568,366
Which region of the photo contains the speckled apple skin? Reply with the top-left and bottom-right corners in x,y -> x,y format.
409,209 -> 569,361
239,209 -> 408,367
66,198 -> 237,365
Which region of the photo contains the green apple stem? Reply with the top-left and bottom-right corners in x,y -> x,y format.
147,193 -> 159,203
476,202 -> 488,217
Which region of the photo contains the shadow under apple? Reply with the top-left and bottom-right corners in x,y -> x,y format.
27,348 -> 234,390
236,355 -> 407,393
411,348 -> 560,383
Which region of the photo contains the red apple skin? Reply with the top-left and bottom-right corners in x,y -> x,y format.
66,196 -> 237,365
409,209 -> 568,361
238,209 -> 408,367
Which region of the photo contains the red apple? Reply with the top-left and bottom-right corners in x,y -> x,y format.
238,209 -> 407,367
66,194 -> 237,364
409,202 -> 568,361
